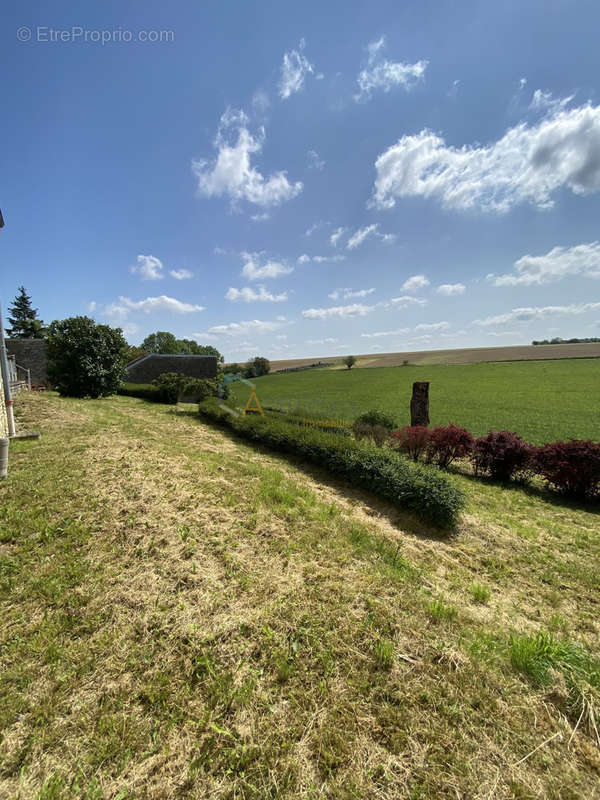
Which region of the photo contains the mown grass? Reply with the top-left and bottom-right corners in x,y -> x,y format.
0,392 -> 599,799
230,359 -> 600,444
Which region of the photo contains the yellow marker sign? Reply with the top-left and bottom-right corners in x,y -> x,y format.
243,385 -> 264,416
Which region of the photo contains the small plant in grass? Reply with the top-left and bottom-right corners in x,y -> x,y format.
391,426 -> 430,462
471,430 -> 536,482
534,440 -> 600,500
427,424 -> 475,468
427,598 -> 458,622
373,636 -> 394,670
469,582 -> 491,604
508,631 -> 600,739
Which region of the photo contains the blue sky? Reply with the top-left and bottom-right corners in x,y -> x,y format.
3,0 -> 600,361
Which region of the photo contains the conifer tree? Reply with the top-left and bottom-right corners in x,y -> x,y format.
5,286 -> 45,338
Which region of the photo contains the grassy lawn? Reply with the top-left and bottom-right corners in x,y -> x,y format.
1,392 -> 599,799
230,358 -> 600,444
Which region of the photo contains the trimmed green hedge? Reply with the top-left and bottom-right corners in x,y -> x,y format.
199,399 -> 464,529
117,383 -> 163,402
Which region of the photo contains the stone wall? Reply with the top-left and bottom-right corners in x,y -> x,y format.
125,354 -> 218,384
5,339 -> 48,385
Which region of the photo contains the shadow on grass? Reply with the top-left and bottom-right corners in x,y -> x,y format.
182,408 -> 460,543
445,462 -> 600,515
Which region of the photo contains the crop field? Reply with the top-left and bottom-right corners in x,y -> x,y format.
266,341 -> 600,372
1,392 -> 599,799
231,358 -> 600,444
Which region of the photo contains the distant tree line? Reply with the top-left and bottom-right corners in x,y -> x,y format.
532,337 -> 600,345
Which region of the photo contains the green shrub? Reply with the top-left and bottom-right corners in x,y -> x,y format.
152,372 -> 188,404
117,382 -> 163,402
354,409 -> 398,430
182,377 -> 219,402
46,316 -> 127,398
199,399 -> 465,528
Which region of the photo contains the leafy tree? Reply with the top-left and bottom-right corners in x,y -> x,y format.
243,356 -> 270,379
124,344 -> 148,363
141,331 -> 179,354
139,331 -> 224,362
344,355 -> 357,370
46,316 -> 127,398
5,286 -> 45,338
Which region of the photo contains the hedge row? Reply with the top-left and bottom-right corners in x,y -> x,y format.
199,399 -> 465,529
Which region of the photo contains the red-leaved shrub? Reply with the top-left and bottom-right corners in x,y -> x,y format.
471,431 -> 535,482
427,424 -> 475,468
534,440 -> 600,499
391,426 -> 431,462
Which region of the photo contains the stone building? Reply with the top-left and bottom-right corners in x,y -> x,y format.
124,353 -> 218,384
5,339 -> 48,385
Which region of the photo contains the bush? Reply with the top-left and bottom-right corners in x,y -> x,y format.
46,316 -> 127,398
471,431 -> 535,482
152,372 -> 188,404
427,424 -> 475,468
354,409 -> 398,430
199,399 -> 465,529
391,426 -> 431,462
534,440 -> 600,499
354,423 -> 391,447
117,382 -> 163,402
181,377 -> 219,402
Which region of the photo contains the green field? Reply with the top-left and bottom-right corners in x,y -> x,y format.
231,359 -> 600,444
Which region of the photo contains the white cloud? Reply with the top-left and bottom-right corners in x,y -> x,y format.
330,226 -> 347,247
241,251 -> 293,280
329,287 -> 375,300
436,282 -> 466,295
347,224 -> 379,249
170,269 -> 194,280
279,39 -> 314,100
307,150 -> 325,170
371,100 -> 600,212
302,303 -> 374,319
198,319 -> 282,337
361,328 -> 409,338
390,295 -> 428,307
401,274 -> 430,292
250,212 -> 270,222
474,302 -> 600,326
356,36 -> 427,100
299,253 -> 346,264
192,108 -> 302,208
345,223 -> 395,249
87,301 -> 97,313
130,254 -> 164,280
305,220 -> 328,237
529,89 -> 573,114
225,286 -> 288,303
213,246 -> 228,256
306,337 -> 338,345
492,242 -> 600,286
117,296 -> 206,314
414,321 -> 450,331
